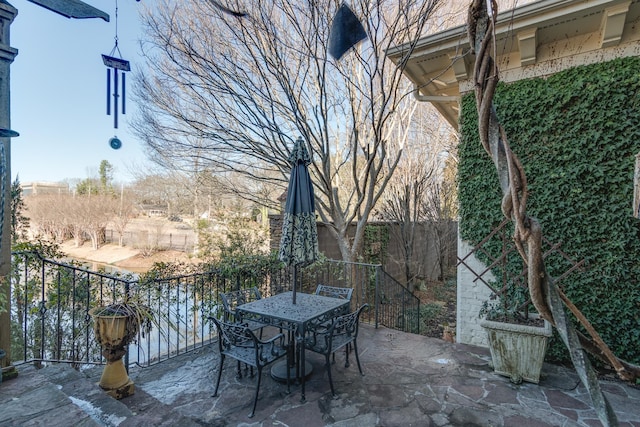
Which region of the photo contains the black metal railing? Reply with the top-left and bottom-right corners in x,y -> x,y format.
8,252 -> 419,368
376,270 -> 422,334
296,259 -> 420,332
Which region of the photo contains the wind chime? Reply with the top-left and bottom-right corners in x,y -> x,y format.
102,0 -> 129,150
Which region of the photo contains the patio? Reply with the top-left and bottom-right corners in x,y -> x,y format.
2,323 -> 640,426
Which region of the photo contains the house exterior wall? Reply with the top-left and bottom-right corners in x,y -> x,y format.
456,232 -> 494,347
22,181 -> 70,196
451,1 -> 640,348
458,13 -> 640,93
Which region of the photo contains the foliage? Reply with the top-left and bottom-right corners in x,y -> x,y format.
459,56 -> 640,363
2,177 -> 28,313
141,261 -> 201,280
90,302 -> 153,343
213,252 -> 283,281
98,160 -> 114,194
196,209 -> 268,261
362,224 -> 390,265
11,239 -> 64,259
74,160 -> 114,196
9,242 -> 92,363
75,178 -> 100,196
11,177 -> 29,243
0,282 -> 6,315
413,303 -> 444,334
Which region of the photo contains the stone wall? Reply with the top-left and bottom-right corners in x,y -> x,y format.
269,215 -> 457,285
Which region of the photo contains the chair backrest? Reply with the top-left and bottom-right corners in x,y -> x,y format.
211,316 -> 257,357
220,287 -> 262,321
307,304 -> 369,353
315,284 -> 353,301
211,316 -> 285,370
332,303 -> 368,340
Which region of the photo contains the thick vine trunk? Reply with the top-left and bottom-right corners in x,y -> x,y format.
468,1 -> 631,424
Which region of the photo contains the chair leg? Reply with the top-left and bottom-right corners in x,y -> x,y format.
325,353 -> 336,396
249,367 -> 262,418
286,358 -> 291,394
353,341 -> 364,375
344,345 -> 351,368
213,355 -> 225,397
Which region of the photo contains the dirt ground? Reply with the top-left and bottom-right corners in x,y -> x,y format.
414,279 -> 457,340
60,241 -> 197,272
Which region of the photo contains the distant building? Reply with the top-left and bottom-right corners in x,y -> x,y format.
22,182 -> 70,196
140,204 -> 168,217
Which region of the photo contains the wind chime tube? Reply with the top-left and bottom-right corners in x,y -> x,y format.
122,73 -> 126,115
113,68 -> 119,129
106,68 -> 111,115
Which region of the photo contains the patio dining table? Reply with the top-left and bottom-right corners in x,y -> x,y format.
236,291 -> 350,402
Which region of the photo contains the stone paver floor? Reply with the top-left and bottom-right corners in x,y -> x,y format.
1,324 -> 639,426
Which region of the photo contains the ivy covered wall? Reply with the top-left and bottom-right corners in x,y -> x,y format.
458,56 -> 640,364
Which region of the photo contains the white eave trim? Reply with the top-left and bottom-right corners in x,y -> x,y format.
387,0 -> 633,62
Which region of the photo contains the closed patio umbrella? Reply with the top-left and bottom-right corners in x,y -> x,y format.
278,137 -> 319,304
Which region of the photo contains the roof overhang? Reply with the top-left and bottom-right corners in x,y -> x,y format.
388,0 -> 640,128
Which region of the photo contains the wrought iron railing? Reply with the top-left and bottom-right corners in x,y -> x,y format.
296,259 -> 421,333
8,252 -> 419,368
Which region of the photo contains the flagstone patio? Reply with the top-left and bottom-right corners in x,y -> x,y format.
2,324 -> 640,426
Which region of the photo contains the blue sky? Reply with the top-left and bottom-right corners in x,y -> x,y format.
11,0 -> 149,184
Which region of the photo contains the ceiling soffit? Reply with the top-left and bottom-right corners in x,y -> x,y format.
388,0 -> 640,128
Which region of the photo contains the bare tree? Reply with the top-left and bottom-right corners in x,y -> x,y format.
62,196 -> 86,247
111,186 -> 135,247
132,0 -> 444,262
25,195 -> 68,242
379,107 -> 456,286
81,195 -> 115,250
129,172 -> 181,215
379,148 -> 434,286
26,193 -> 118,250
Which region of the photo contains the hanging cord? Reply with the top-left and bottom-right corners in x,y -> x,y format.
109,0 -> 123,58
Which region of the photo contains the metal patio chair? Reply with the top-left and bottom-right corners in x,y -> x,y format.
314,284 -> 354,302
314,284 -> 355,358
304,304 -> 369,396
210,317 -> 289,418
220,287 -> 269,335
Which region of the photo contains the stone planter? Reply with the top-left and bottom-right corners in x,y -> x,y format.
89,307 -> 138,399
480,317 -> 552,384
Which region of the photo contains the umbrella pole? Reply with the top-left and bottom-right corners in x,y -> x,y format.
292,265 -> 297,304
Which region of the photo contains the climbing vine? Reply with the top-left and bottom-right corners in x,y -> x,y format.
459,55 -> 640,365
362,224 -> 390,265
